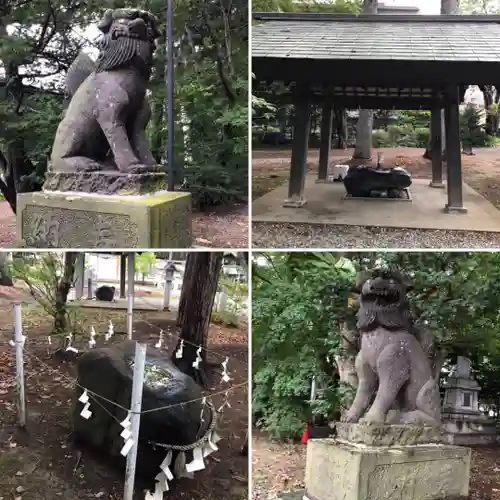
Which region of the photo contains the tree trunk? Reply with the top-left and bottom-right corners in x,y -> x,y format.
54,252 -> 78,334
173,252 -> 223,386
479,85 -> 495,135
353,0 -> 377,160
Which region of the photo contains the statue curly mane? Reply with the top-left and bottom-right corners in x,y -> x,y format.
94,9 -> 160,76
95,37 -> 152,75
355,269 -> 415,332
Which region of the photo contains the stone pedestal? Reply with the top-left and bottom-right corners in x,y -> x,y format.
17,191 -> 192,248
304,424 -> 471,500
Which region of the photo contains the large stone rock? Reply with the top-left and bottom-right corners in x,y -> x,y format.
73,341 -> 212,479
343,166 -> 412,198
17,190 -> 192,248
304,425 -> 471,500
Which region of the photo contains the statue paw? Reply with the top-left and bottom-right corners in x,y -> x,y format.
341,411 -> 360,423
360,411 -> 386,424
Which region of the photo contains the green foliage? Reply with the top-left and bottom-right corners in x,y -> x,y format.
135,252 -> 157,277
372,124 -> 429,148
162,0 -> 248,206
460,104 -> 489,147
212,278 -> 248,327
252,252 -> 356,438
9,252 -> 82,338
397,110 -> 430,129
460,0 -> 500,13
252,0 -> 361,13
253,251 -> 500,439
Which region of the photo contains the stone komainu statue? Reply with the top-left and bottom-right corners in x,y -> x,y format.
50,9 -> 161,174
342,269 -> 441,426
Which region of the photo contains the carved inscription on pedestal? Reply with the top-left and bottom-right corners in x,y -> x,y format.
22,205 -> 139,248
367,459 -> 465,500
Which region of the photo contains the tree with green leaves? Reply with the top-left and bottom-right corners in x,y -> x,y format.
460,104 -> 487,155
10,251 -> 78,339
135,251 -> 157,283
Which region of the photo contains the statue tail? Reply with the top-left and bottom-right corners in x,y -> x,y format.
65,52 -> 95,100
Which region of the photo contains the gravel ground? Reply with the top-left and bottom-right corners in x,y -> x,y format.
252,223 -> 500,249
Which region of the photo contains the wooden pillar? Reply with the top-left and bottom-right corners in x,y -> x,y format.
317,98 -> 334,182
74,253 -> 85,300
284,86 -> 311,207
444,85 -> 467,213
119,253 -> 126,298
429,106 -> 444,188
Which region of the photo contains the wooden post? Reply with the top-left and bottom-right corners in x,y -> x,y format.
429,106 -> 444,188
123,342 -> 147,500
444,85 -> 467,213
127,253 -> 135,298
86,278 -> 93,300
120,254 -> 127,299
284,86 -> 311,207
14,303 -> 26,428
317,98 -> 334,182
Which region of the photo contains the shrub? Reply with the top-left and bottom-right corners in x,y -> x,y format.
460,104 -> 488,147
387,124 -> 405,144
414,127 -> 430,148
372,129 -> 391,148
252,253 -> 356,439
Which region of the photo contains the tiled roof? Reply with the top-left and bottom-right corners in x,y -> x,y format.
252,14 -> 500,62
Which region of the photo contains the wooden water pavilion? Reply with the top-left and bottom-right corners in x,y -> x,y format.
252,13 -> 500,213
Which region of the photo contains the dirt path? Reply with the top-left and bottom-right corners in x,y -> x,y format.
0,202 -> 248,248
0,305 -> 248,499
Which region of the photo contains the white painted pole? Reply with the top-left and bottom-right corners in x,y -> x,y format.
14,303 -> 26,428
164,277 -> 173,311
127,253 -> 135,340
161,267 -> 168,311
124,342 -> 147,500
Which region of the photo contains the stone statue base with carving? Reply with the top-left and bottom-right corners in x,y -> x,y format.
304,423 -> 471,500
16,190 -> 192,248
43,171 -> 168,196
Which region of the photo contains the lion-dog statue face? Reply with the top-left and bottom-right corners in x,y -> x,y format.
355,269 -> 414,333
342,269 -> 441,426
96,9 -> 161,75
